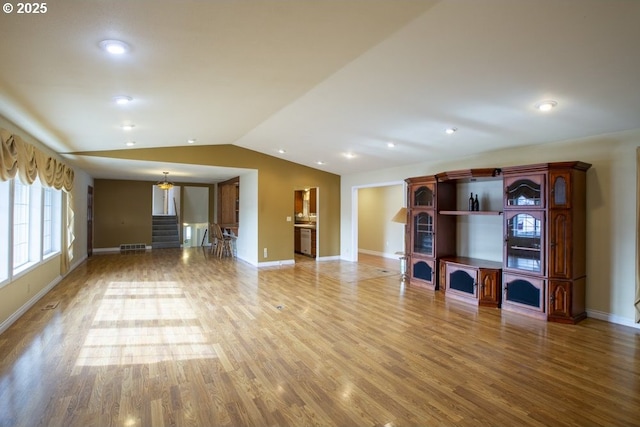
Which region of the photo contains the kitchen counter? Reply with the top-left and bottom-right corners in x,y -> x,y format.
294,223 -> 316,229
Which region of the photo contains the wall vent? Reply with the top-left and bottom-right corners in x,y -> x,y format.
120,243 -> 147,252
41,301 -> 59,311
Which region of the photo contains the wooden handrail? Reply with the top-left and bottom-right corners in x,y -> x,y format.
173,197 -> 179,224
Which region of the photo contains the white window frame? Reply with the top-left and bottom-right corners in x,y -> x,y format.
42,186 -> 62,258
0,177 -> 64,287
13,178 -> 43,275
0,180 -> 9,287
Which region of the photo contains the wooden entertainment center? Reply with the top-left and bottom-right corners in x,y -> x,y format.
405,161 -> 591,323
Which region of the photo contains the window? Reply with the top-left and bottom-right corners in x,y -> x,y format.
13,179 -> 30,269
1,177 -> 63,283
42,186 -> 61,256
0,180 -> 9,284
12,178 -> 43,273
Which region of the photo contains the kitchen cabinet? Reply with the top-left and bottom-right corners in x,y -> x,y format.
218,177 -> 239,228
309,188 -> 317,214
294,227 -> 301,253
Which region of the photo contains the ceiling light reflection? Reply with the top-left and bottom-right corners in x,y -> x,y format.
535,100 -> 558,111
113,95 -> 133,105
99,39 -> 130,55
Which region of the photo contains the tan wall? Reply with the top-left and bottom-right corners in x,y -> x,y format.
94,180 -> 154,248
82,145 -> 341,260
358,185 -> 404,256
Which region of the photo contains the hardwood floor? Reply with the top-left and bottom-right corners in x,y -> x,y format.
0,248 -> 639,427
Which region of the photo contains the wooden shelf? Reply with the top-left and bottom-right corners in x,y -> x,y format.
440,256 -> 503,269
439,210 -> 503,216
436,168 -> 502,182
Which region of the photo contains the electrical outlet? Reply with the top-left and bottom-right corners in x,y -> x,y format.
263,248 -> 268,258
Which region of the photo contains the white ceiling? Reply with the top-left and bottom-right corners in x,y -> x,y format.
1,0 -> 639,184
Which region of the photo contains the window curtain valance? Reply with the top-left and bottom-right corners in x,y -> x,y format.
0,127 -> 74,191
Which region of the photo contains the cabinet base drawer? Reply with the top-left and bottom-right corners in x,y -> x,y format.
502,273 -> 546,320
442,257 -> 502,308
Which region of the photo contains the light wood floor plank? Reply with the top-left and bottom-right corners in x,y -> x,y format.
0,248 -> 639,426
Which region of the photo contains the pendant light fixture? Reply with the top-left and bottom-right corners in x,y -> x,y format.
157,172 -> 174,190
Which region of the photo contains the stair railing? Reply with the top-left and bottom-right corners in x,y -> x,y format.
173,197 -> 179,224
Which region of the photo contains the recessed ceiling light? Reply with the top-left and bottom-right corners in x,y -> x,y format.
113,95 -> 133,105
316,161 -> 325,165
445,127 -> 457,135
344,153 -> 356,159
278,149 -> 286,154
535,100 -> 558,112
387,142 -> 396,148
125,141 -> 136,147
99,39 -> 130,55
187,139 -> 196,144
121,124 -> 135,131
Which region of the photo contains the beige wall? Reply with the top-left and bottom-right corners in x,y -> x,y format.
0,256 -> 61,329
357,185 -> 404,257
341,129 -> 640,327
80,145 -> 341,261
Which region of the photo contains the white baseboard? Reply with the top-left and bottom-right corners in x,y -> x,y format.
257,259 -> 295,268
587,309 -> 640,330
93,246 -> 154,253
316,255 -> 341,261
358,249 -> 401,260
68,254 -> 87,274
93,247 -> 121,253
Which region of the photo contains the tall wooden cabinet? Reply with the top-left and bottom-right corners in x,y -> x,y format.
501,162 -> 590,323
405,176 -> 455,290
405,162 -> 590,324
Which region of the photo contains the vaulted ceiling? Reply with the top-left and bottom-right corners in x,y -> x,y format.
1,0 -> 639,184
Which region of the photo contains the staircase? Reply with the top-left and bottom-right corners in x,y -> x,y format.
152,215 -> 180,249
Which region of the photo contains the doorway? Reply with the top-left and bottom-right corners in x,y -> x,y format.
351,182 -> 406,262
293,187 -> 318,258
152,185 -> 180,216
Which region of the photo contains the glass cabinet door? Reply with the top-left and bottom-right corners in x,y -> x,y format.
504,211 -> 544,274
549,170 -> 571,209
504,175 -> 544,208
413,211 -> 434,256
413,184 -> 434,208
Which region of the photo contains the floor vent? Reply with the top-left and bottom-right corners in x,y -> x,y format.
120,243 -> 147,252
42,301 -> 59,311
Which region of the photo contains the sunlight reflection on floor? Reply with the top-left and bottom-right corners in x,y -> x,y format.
75,281 -> 216,366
